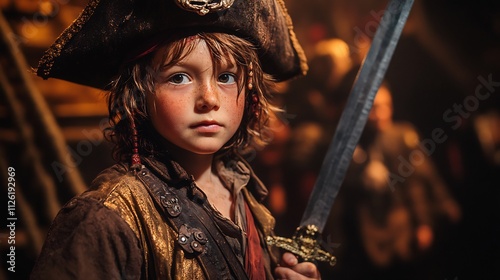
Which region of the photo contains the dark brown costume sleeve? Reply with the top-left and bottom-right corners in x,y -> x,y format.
30,197 -> 143,280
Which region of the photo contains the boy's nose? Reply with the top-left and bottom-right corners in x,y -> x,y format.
196,82 -> 220,111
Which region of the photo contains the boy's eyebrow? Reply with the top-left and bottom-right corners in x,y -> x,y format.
219,62 -> 238,72
159,59 -> 239,73
158,60 -> 187,71
217,57 -> 238,71
160,62 -> 179,70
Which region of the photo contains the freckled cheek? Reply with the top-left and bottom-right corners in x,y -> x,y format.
227,94 -> 246,126
148,96 -> 185,129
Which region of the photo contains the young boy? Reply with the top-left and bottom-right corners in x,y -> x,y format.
31,0 -> 319,279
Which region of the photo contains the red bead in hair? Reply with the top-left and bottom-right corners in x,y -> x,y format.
130,114 -> 141,171
251,93 -> 260,118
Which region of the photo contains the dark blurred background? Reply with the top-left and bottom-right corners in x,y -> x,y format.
1,0 -> 499,279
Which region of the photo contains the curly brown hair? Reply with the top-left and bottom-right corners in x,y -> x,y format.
105,32 -> 279,163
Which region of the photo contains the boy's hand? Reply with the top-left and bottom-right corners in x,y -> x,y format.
274,252 -> 321,280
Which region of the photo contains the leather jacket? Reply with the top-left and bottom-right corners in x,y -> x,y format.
31,154 -> 278,279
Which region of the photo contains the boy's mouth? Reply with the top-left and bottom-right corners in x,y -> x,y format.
190,120 -> 222,133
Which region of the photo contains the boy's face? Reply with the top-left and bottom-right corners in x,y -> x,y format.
147,38 -> 245,155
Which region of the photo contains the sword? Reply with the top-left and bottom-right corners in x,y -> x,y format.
266,0 -> 415,266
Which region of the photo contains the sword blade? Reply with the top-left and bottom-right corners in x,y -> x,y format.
300,0 -> 415,231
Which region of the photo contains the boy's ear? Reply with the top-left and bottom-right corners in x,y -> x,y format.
36,0 -> 308,90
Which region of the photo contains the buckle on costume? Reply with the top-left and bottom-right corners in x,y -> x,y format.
178,224 -> 208,254
160,194 -> 182,217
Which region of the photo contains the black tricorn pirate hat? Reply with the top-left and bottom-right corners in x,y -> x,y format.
36,0 -> 308,89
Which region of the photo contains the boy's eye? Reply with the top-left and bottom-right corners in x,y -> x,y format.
168,73 -> 190,84
218,73 -> 236,84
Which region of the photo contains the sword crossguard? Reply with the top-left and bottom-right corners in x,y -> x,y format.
266,225 -> 337,266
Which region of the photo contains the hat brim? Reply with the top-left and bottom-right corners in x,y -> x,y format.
36,0 -> 308,89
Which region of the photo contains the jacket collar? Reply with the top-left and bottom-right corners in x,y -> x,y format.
139,154 -> 269,202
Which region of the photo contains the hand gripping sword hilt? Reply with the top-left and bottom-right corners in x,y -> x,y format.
266,224 -> 337,266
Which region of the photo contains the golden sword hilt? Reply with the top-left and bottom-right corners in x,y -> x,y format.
266,224 -> 337,266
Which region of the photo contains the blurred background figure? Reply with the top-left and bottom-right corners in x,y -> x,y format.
320,80 -> 462,279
